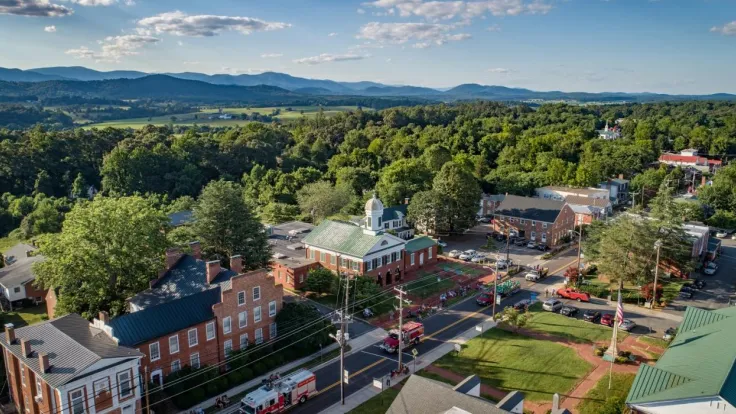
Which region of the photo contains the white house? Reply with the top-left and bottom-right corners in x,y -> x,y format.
535,186 -> 610,201
0,243 -> 46,308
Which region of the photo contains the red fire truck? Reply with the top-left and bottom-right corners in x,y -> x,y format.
380,321 -> 424,353
239,369 -> 317,414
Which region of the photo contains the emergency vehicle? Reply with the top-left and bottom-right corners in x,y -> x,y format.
380,321 -> 424,353
239,369 -> 317,414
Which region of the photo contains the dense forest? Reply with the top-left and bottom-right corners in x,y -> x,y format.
1,100 -> 736,242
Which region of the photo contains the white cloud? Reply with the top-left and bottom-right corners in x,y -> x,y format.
44,25 -> 57,32
348,42 -> 385,50
261,53 -> 283,58
221,67 -> 271,75
294,53 -> 369,65
66,34 -> 160,62
137,11 -> 291,37
397,1 -> 465,20
328,32 -> 338,36
0,0 -> 73,17
66,0 -> 115,6
357,8 -> 366,14
486,23 -> 501,31
357,22 -> 471,48
711,21 -> 736,36
488,67 -> 511,74
363,0 -> 551,21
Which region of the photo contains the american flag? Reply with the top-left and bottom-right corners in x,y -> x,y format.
616,286 -> 625,326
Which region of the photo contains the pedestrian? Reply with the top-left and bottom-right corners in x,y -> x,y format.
545,289 -> 548,298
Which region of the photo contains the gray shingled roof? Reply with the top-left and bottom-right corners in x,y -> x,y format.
0,314 -> 142,388
0,243 -> 45,289
128,255 -> 237,310
495,195 -> 565,223
387,375 -> 510,414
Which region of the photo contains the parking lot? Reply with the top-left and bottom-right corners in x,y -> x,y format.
669,238 -> 736,310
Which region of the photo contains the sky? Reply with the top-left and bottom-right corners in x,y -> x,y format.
1,0 -> 735,94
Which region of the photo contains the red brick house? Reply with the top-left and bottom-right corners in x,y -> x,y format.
0,314 -> 143,414
95,245 -> 283,386
492,195 -> 575,246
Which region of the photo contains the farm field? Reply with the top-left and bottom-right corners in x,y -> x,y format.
81,105 -> 361,129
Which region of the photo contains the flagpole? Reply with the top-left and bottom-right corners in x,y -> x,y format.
608,283 -> 622,390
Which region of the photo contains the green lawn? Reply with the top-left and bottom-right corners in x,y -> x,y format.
405,277 -> 455,300
577,373 -> 635,414
347,387 -> 401,414
637,335 -> 669,350
524,303 -> 628,344
433,329 -> 592,402
0,305 -> 48,327
0,236 -> 21,253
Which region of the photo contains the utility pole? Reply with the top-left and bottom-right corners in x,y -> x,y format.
505,226 -> 511,262
576,226 -> 583,275
652,240 -> 662,307
492,258 -> 499,320
394,286 -> 410,373
144,366 -> 150,414
329,256 -> 350,406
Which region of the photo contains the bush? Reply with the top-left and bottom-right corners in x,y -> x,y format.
205,382 -> 219,396
615,356 -> 628,364
594,348 -> 604,356
252,362 -> 267,376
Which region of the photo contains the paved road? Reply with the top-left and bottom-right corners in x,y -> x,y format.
669,238 -> 736,310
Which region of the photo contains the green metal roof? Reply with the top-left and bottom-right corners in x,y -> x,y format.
382,205 -> 407,222
405,236 -> 437,253
626,306 -> 736,406
303,220 -> 390,258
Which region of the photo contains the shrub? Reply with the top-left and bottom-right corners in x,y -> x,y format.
594,348 -> 604,357
615,356 -> 628,364
252,362 -> 267,376
205,382 -> 219,396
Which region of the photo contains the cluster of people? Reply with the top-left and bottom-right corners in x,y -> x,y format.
544,288 -> 558,298
214,395 -> 231,409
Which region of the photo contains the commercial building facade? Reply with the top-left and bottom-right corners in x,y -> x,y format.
492,195 -> 576,246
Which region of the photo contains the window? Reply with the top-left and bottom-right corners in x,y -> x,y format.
24,395 -> 29,413
543,223 -> 548,229
224,340 -> 233,358
171,360 -> 181,373
13,287 -> 21,293
93,378 -> 110,399
410,253 -> 415,265
240,334 -> 249,349
330,255 -> 336,265
190,353 -> 200,369
254,306 -> 262,323
117,370 -> 133,398
384,222 -> 389,229
530,231 -> 537,240
373,258 -> 380,269
320,252 -> 326,262
237,291 -> 246,306
36,378 -> 43,399
269,323 -> 277,339
255,328 -> 263,344
520,219 -> 525,224
239,311 -> 248,328
352,261 -> 359,271
253,286 -> 261,301
510,218 -> 515,223
71,388 -> 85,414
391,252 -> 398,262
299,274 -> 304,283
382,255 -> 388,266
269,300 -> 277,317
223,316 -> 232,334
149,342 -> 160,361
341,258 -> 348,268
531,221 -> 536,226
188,329 -> 198,347
206,322 -> 215,340
366,260 -> 372,271
169,335 -> 179,354
20,366 -> 25,386
309,249 -> 315,260
428,248 -> 433,260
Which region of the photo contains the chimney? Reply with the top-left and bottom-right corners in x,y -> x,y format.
618,174 -> 624,180
4,323 -> 15,344
189,241 -> 202,260
20,338 -> 32,357
230,255 -> 243,274
206,260 -> 221,284
39,353 -> 49,373
98,311 -> 109,324
165,248 -> 181,269
404,197 -> 410,205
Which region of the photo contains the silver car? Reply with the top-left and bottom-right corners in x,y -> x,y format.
459,250 -> 477,261
619,319 -> 636,331
448,249 -> 461,258
542,299 -> 563,312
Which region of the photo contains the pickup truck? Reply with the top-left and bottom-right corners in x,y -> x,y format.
524,268 -> 549,282
556,288 -> 591,302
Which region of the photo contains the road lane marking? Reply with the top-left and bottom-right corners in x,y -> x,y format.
422,307 -> 488,341
361,350 -> 401,362
321,358 -> 386,393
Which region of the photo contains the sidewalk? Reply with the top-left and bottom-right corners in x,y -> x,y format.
319,317 -> 498,414
186,327 -> 386,413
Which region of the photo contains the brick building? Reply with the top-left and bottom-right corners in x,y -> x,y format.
492,195 -> 576,246
0,243 -> 47,310
478,194 -> 505,217
268,222 -> 321,290
0,315 -> 143,414
302,195 -> 437,287
95,246 -> 283,386
564,195 -> 610,225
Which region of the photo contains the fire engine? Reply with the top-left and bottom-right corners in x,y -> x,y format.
239,369 -> 317,414
380,321 -> 424,353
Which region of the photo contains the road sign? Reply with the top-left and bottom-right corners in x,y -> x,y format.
343,369 -> 349,385
411,348 -> 419,357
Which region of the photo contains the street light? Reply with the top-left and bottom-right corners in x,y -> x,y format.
652,239 -> 663,307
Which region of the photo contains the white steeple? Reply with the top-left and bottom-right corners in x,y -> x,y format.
604,121 -> 609,132
363,193 -> 384,235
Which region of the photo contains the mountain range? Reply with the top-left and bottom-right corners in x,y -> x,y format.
1,66 -> 735,103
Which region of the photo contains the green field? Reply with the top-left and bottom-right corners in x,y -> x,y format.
347,387 -> 401,414
525,303 -> 628,344
433,329 -> 592,402
577,373 -> 635,414
82,106 -> 361,129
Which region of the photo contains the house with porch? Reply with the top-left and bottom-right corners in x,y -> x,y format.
302,195 -> 437,287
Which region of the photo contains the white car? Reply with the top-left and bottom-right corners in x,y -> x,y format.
619,319 -> 636,332
447,249 -> 461,258
459,250 -> 477,261
716,231 -> 728,238
471,254 -> 486,263
542,299 -> 563,312
495,259 -> 509,269
704,261 -> 718,275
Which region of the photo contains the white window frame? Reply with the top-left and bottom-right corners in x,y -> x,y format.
36,377 -> 43,399
352,262 -> 359,271
149,342 -> 161,362
171,360 -> 181,372
410,253 -> 415,265
223,316 -> 232,334
239,311 -> 248,328
117,370 -> 133,398
330,255 -> 336,265
224,339 -> 233,358
190,353 -> 200,369
299,274 -> 304,283
255,328 -> 264,344
93,378 -> 110,400
254,306 -> 262,323
240,334 -> 249,349
169,335 -> 179,354
206,321 -> 216,341
531,220 -> 536,226
70,388 -> 85,414
320,252 -> 326,262
366,260 -> 372,271
188,328 -> 198,347
520,219 -> 526,224
20,366 -> 25,386
543,223 -> 548,229
268,300 -> 277,317
253,286 -> 261,301
310,249 -> 315,260
428,248 -> 433,259
269,323 -> 277,339
237,291 -> 246,306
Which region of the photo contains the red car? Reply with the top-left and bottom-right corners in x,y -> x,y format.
476,293 -> 493,306
600,313 -> 614,327
556,288 -> 591,302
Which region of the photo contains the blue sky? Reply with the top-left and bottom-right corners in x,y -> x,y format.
1,0 -> 735,94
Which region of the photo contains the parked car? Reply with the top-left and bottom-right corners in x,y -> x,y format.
704,261 -> 718,275
557,288 -> 591,302
524,268 -> 549,282
537,244 -> 550,251
620,319 -> 636,331
448,250 -> 461,258
583,310 -> 601,322
471,254 -> 486,263
513,299 -> 531,311
600,313 -> 615,327
542,299 -> 563,312
526,241 -> 537,249
478,216 -> 492,223
436,240 -> 448,248
459,250 -> 477,261
559,305 -> 579,317
663,327 -> 677,341
732,233 -> 736,240
496,259 -> 510,269
682,282 -> 701,290
679,290 -> 693,299
514,238 -> 526,247
716,230 -> 728,238
476,293 -> 493,306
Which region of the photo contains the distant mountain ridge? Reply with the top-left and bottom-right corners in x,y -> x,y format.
1,66 -> 735,103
